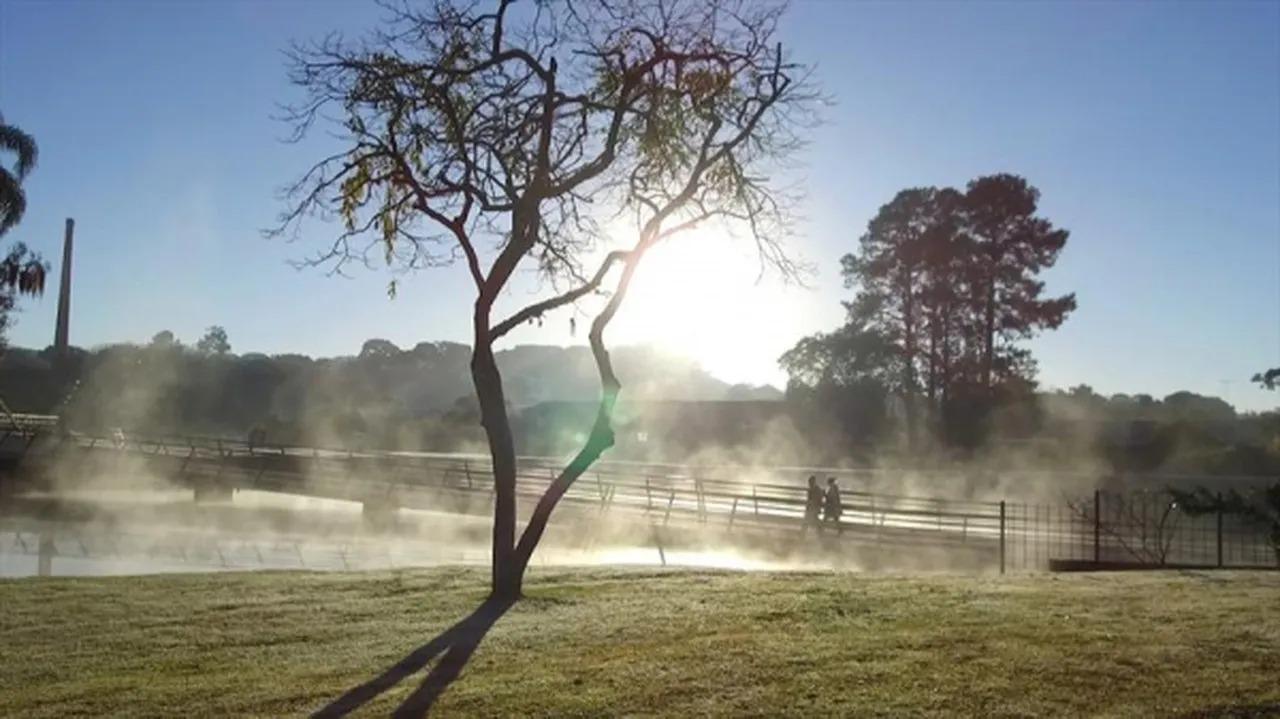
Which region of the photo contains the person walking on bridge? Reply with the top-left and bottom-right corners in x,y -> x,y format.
823,477 -> 844,534
804,475 -> 823,534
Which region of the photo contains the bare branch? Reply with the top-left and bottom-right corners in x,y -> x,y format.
491,249 -> 629,339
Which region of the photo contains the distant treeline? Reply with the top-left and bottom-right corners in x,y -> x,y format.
0,333 -> 1276,475
0,333 -> 779,452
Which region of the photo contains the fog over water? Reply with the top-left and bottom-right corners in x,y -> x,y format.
0,489 -> 834,578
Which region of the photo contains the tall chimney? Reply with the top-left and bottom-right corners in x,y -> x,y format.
53,218 -> 73,357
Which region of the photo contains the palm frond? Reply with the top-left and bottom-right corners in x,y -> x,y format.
0,167 -> 26,237
0,122 -> 38,180
0,241 -> 47,296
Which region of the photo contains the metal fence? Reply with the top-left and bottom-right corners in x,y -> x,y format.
999,490 -> 1278,571
4,426 -> 1277,574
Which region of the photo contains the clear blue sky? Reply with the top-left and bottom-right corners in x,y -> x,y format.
1,0 -> 1277,410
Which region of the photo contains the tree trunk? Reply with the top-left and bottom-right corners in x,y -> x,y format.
982,279 -> 995,390
926,309 -> 938,405
941,310 -> 952,405
470,322 -> 520,599
472,202 -> 544,600
901,270 -> 917,449
513,418 -> 614,574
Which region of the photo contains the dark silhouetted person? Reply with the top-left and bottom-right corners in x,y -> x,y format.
804,475 -> 823,533
824,477 -> 843,533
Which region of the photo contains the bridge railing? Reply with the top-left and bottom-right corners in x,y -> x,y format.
18,428 -> 1277,572
42,428 -> 1007,547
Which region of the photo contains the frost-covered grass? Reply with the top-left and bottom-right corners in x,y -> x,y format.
2,567 -> 1278,717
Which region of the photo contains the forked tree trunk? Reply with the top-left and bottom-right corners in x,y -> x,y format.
478,239 -> 643,600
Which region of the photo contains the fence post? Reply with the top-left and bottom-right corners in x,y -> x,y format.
653,526 -> 666,567
1216,491 -> 1224,568
1093,489 -> 1101,564
999,500 -> 1006,575
38,528 -> 54,577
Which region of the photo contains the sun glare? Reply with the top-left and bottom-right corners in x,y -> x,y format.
611,227 -> 811,385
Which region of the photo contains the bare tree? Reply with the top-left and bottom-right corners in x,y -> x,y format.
274,0 -> 816,598
1067,490 -> 1183,566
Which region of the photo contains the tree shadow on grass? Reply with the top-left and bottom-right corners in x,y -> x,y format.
311,597 -> 515,719
1172,703 -> 1280,719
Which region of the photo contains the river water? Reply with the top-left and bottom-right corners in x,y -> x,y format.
0,489 -> 807,578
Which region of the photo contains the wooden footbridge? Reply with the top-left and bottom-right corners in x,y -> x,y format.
0,415 -> 1009,562
6,416 -> 1272,573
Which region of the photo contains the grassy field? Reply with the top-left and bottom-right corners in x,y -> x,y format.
1,567 -> 1278,717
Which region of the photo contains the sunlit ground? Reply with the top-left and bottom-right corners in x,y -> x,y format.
590,546 -> 824,571
2,568 -> 1277,717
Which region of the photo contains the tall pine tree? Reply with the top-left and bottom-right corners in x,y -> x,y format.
962,174 -> 1075,389
800,173 -> 1075,447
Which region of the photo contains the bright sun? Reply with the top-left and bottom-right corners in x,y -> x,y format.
609,226 -> 810,386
